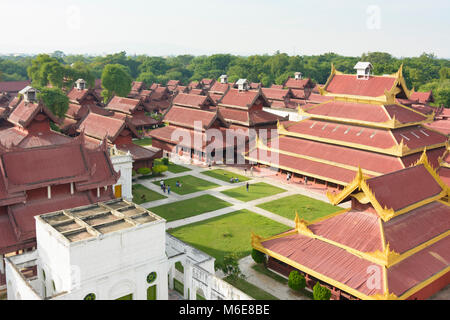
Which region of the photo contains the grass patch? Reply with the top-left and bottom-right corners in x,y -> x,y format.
167,162 -> 191,173
221,182 -> 286,202
133,137 -> 152,146
257,194 -> 341,223
168,209 -> 290,267
149,194 -> 232,222
132,184 -> 167,204
200,169 -> 250,183
224,276 -> 279,300
251,264 -> 288,285
153,175 -> 219,195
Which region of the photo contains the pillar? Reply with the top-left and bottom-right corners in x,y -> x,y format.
183,261 -> 192,300
168,264 -> 174,290
0,254 -> 4,274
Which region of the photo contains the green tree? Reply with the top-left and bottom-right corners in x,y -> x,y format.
218,253 -> 244,281
152,164 -> 168,176
251,249 -> 266,265
37,87 -> 69,118
136,71 -> 157,87
288,271 -> 306,291
28,54 -> 65,88
100,64 -> 133,103
313,282 -> 331,300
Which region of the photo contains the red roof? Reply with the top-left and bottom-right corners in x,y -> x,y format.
167,80 -> 180,87
220,89 -> 270,109
261,88 -> 291,101
77,112 -> 139,142
106,96 -> 143,114
283,78 -> 314,90
261,232 -> 384,296
325,74 -> 396,97
0,81 -> 31,94
117,143 -> 162,161
172,93 -> 215,109
309,210 -> 382,252
424,120 -> 450,136
209,82 -> 230,94
8,100 -> 60,128
365,165 -> 443,212
383,201 -> 450,254
164,105 -> 224,130
306,93 -> 334,104
410,91 -> 434,104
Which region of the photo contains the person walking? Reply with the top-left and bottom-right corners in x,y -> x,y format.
163,184 -> 166,193
167,185 -> 171,195
304,176 -> 308,185
246,182 -> 249,192
160,180 -> 164,190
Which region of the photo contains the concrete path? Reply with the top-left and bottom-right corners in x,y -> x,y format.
238,256 -> 310,300
133,162 -> 349,230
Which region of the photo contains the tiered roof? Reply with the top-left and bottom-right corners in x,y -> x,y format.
0,135 -> 119,254
246,64 -> 447,186
252,156 -> 450,300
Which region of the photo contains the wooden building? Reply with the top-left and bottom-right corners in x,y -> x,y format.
252,155 -> 450,300
246,63 -> 447,188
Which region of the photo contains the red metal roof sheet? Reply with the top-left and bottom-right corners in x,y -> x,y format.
0,81 -> 31,93
365,165 -> 443,212
325,74 -> 396,97
309,210 -> 383,252
261,233 -> 384,296
384,201 -> 450,254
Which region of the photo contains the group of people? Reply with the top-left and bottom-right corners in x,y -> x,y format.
159,180 -> 183,195
229,177 -> 240,183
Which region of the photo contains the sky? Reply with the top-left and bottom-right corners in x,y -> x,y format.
0,0 -> 449,58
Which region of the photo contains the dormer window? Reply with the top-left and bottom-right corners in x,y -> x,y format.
236,79 -> 249,91
354,62 -> 373,80
19,86 -> 39,103
294,72 -> 302,80
220,75 -> 228,84
76,79 -> 86,90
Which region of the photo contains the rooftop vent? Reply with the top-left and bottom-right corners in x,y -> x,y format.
75,79 -> 86,90
354,62 -> 373,80
236,79 -> 249,91
294,72 -> 303,80
19,86 -> 39,103
220,74 -> 228,84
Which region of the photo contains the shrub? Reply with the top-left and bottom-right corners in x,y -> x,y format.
251,249 -> 266,265
152,164 -> 168,176
132,170 -> 137,176
313,282 -> 331,300
288,270 -> 306,291
137,167 -> 151,175
162,157 -> 169,165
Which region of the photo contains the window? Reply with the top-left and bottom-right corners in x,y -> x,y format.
84,293 -> 96,300
147,272 -> 157,284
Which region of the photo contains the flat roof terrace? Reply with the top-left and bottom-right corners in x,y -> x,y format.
38,199 -> 163,243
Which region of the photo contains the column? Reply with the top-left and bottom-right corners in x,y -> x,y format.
0,254 -> 4,274
183,261 -> 192,300
168,264 -> 174,290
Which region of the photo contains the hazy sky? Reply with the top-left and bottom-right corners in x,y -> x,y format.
1,0 -> 449,58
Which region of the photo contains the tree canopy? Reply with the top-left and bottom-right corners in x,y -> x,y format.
2,51 -> 449,107
100,64 -> 133,103
37,87 -> 69,118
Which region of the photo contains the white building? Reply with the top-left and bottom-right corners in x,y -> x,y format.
5,200 -> 253,300
5,199 -> 168,300
109,145 -> 133,201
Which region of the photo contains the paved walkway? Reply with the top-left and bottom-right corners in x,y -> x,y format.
238,256 -> 310,300
135,161 -> 348,230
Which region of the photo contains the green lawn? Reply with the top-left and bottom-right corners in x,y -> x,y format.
168,209 -> 290,267
132,184 -> 167,204
167,162 -> 191,173
133,137 -> 152,146
149,194 -> 232,222
221,182 -> 286,202
200,169 -> 250,183
153,175 -> 219,195
224,276 -> 279,300
257,194 -> 342,223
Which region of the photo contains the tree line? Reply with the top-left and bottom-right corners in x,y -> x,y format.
0,51 -> 449,107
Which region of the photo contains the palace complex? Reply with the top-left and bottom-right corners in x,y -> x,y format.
252,154 -> 450,300
246,63 -> 448,188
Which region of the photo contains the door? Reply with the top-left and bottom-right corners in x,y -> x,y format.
114,185 -> 122,198
147,285 -> 157,300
